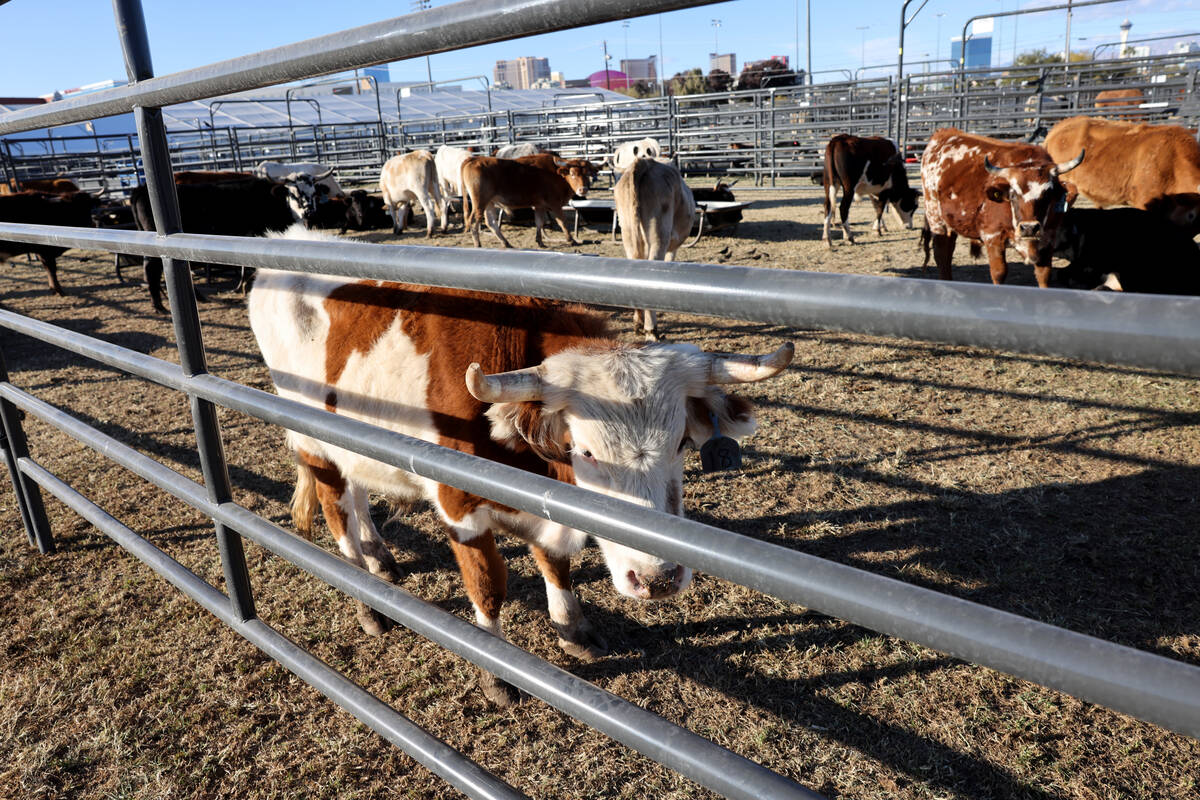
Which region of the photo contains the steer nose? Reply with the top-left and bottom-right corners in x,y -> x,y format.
1019,221 -> 1041,238
627,565 -> 688,599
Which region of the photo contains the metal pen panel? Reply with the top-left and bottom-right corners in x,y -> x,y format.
0,223 -> 1197,377
1,313 -> 1198,742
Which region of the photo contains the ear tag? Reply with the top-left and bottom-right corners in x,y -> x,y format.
1055,193 -> 1068,214
700,411 -> 742,472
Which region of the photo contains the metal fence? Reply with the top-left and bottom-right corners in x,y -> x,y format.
2,1 -> 1200,798
3,50 -> 1197,194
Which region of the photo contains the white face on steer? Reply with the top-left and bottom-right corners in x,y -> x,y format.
282,172 -> 320,223
485,343 -> 758,601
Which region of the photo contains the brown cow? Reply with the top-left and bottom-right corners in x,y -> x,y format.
0,177 -> 80,195
1094,88 -> 1145,121
460,156 -> 592,248
249,225 -> 794,704
1045,117 -> 1200,233
920,128 -> 1083,287
0,191 -> 97,295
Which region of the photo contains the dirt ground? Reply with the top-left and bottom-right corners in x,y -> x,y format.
0,183 -> 1197,800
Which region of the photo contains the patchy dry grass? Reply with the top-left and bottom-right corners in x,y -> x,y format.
0,184 -> 1197,799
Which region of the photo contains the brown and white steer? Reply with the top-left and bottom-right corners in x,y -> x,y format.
920,128 -> 1083,287
1045,117 -> 1200,233
460,156 -> 591,248
821,133 -> 919,248
379,150 -> 447,237
615,158 -> 696,341
248,226 -> 793,704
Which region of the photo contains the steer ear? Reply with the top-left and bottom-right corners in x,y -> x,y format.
984,181 -> 1010,203
685,391 -> 756,444
485,401 -> 570,463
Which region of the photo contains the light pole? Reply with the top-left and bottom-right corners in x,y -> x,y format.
936,12 -> 945,68
711,19 -> 721,55
622,20 -> 630,62
411,0 -> 433,84
857,25 -> 870,70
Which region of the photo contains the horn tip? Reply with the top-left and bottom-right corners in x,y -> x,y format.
464,362 -> 489,401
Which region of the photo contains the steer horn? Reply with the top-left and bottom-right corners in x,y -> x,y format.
707,343 -> 795,384
465,363 -> 546,403
1051,149 -> 1085,177
983,156 -> 1006,176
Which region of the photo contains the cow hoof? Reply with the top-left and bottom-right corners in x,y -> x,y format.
355,603 -> 394,636
557,622 -> 608,662
823,239 -> 832,250
643,330 -> 663,343
479,671 -> 520,707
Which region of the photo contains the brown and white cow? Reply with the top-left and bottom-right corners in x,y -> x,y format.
248,226 -> 793,704
0,191 -> 97,295
615,158 -> 696,341
1045,117 -> 1200,233
821,134 -> 919,248
460,156 -> 591,248
379,150 -> 447,237
920,128 -> 1083,287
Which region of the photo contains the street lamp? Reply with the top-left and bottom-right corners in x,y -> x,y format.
935,12 -> 945,67
857,25 -> 870,70
712,19 -> 721,54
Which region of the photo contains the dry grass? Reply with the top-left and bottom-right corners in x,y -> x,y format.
1,184 -> 1197,799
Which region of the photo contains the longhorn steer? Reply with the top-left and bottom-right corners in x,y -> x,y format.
248,225 -> 794,705
1052,207 -> 1200,296
614,158 -> 696,341
920,128 -> 1083,287
460,156 -> 590,248
379,150 -> 447,237
821,134 -> 918,248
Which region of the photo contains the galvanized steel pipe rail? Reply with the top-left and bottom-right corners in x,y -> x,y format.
2,309 -> 1198,742
0,223 -> 1197,377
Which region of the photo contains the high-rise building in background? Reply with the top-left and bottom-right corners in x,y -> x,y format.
951,18 -> 993,70
362,65 -> 392,86
494,57 -> 551,89
620,56 -> 657,83
709,53 -> 736,75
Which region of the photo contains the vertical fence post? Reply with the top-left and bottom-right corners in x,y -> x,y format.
111,0 -> 256,622
900,76 -> 911,156
0,346 -> 54,553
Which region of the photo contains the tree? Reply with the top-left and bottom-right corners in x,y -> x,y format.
706,68 -> 733,93
737,58 -> 798,90
669,68 -> 706,95
1013,47 -> 1090,66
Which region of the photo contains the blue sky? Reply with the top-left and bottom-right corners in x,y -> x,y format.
3,0 -> 1199,98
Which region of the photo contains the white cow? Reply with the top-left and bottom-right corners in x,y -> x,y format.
248,224 -> 794,704
614,157 -> 696,341
494,142 -> 547,159
379,150 -> 447,236
434,144 -> 473,227
611,137 -> 663,173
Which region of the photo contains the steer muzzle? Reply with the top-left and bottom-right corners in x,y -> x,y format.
626,565 -> 690,600
1018,221 -> 1041,238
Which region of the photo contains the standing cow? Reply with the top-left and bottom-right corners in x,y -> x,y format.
248,225 -> 794,704
0,191 -> 97,296
821,134 -> 919,248
379,150 -> 447,237
920,128 -> 1083,287
615,158 -> 696,341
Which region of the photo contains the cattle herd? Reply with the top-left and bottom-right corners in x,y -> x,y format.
2,116 -> 1199,705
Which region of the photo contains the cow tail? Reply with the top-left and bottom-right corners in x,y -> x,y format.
630,158 -> 654,257
969,239 -> 983,260
291,457 -> 319,539
459,160 -> 471,228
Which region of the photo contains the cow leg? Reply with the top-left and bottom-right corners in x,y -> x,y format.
931,232 -> 957,281
36,254 -> 64,296
551,208 -> 580,247
298,450 -> 393,636
533,209 -> 548,247
484,205 -> 513,248
417,191 -> 437,238
530,544 -> 607,660
1034,264 -> 1053,289
839,191 -> 855,244
635,309 -> 660,341
871,197 -> 887,235
446,528 -> 518,706
985,237 -> 1009,285
144,256 -> 168,314
348,485 -> 403,584
821,184 -> 835,248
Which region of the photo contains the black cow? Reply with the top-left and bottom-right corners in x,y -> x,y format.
0,191 -> 98,296
130,179 -> 295,313
342,190 -> 392,232
1052,207 -> 1200,295
821,133 -> 919,248
691,181 -> 742,233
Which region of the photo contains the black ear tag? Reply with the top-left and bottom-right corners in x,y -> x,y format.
700,411 -> 742,472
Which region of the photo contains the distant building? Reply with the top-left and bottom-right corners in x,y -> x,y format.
950,34 -> 992,69
40,78 -> 127,102
362,65 -> 391,86
588,69 -> 631,90
620,56 -> 657,83
709,53 -> 737,75
494,57 -> 551,90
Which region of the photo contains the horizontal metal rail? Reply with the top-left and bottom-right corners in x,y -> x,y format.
2,309 -> 1198,742
0,0 -> 724,137
0,381 -> 820,800
1,223 -> 1198,376
10,456 -> 529,800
